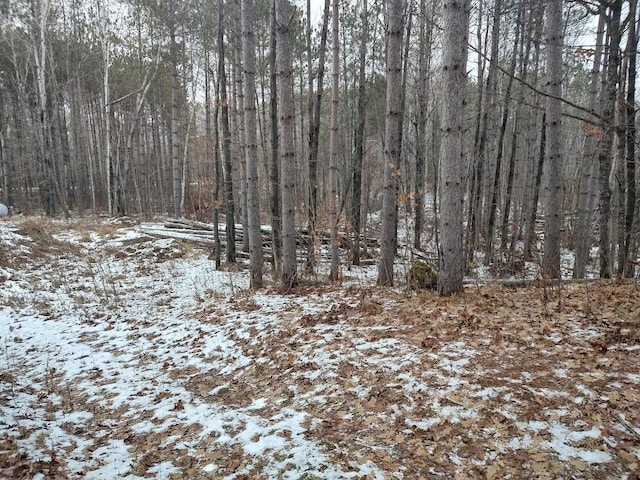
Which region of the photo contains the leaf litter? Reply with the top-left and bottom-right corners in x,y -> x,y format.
0,217 -> 639,479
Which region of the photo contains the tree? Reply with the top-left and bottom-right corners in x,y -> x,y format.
218,0 -> 236,263
573,11 -> 605,278
620,0 -> 638,277
241,0 -> 263,288
350,0 -> 368,266
33,0 -> 56,215
542,0 -> 563,279
598,0 -> 623,278
169,0 -> 181,218
413,0 -> 433,251
487,3 -> 522,260
305,0 -> 330,272
276,0 -> 297,288
377,0 -> 404,287
438,0 -> 469,295
269,0 -> 282,271
328,0 -> 340,281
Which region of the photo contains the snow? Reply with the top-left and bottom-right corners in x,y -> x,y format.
1,217 -> 638,478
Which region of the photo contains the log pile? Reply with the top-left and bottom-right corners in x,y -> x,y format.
140,218 -> 380,264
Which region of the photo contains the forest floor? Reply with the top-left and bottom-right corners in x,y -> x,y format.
0,216 -> 639,479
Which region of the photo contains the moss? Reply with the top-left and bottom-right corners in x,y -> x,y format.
407,260 -> 438,290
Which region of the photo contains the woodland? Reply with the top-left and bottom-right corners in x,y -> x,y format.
0,0 -> 639,290
1,1 -> 640,477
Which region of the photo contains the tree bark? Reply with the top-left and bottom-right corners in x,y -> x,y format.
598,0 -> 623,279
169,7 -> 181,218
620,0 -> 638,277
328,0 -> 340,281
269,0 -> 282,272
542,0 -> 563,279
574,11 -> 605,278
218,0 -> 236,263
276,0 -> 297,288
35,0 -> 56,215
414,0 -> 433,251
241,0 -> 263,288
486,4 -> 521,259
438,0 -> 469,295
305,0 -> 330,272
377,0 -> 404,287
350,0 -> 368,266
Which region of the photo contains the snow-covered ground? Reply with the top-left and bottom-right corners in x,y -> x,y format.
0,216 -> 638,479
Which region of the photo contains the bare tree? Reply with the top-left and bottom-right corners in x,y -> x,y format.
169,1 -> 181,218
620,0 -> 638,277
350,0 -> 368,265
276,0 -> 297,288
573,11 -> 605,278
414,0 -> 433,250
598,0 -> 623,278
438,0 -> 469,295
241,0 -> 263,288
269,0 -> 282,271
378,0 -> 404,287
328,0 -> 340,281
542,0 -> 563,279
218,0 -> 236,263
305,0 -> 330,272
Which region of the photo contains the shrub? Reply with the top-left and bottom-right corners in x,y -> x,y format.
407,260 -> 438,290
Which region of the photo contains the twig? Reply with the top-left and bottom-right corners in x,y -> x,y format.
618,414 -> 640,440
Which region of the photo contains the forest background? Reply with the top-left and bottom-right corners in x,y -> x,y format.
0,0 -> 638,293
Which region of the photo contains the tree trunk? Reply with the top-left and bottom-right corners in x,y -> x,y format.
377,0 -> 404,287
465,0 -> 486,262
598,0 -> 623,278
269,0 -> 282,272
169,15 -> 181,218
350,0 -> 368,266
486,4 -> 521,259
212,90 -> 223,270
574,12 -> 605,278
241,0 -> 263,288
35,0 -> 56,215
328,0 -> 340,281
477,0 -> 502,265
620,0 -> 638,277
276,0 -> 297,288
542,0 -> 563,279
438,0 -> 469,295
414,0 -> 433,251
218,0 -> 236,263
305,0 -> 330,272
